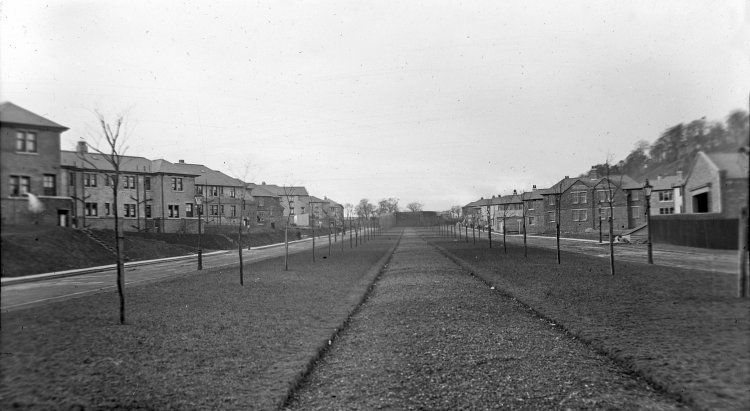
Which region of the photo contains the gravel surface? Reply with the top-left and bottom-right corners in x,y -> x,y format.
285,229 -> 684,410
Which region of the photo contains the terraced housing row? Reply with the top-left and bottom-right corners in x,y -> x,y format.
1,102 -> 343,233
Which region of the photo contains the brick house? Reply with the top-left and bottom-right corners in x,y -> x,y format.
524,187 -> 547,235
246,183 -> 284,228
683,151 -> 749,218
1,102 -> 73,227
254,184 -> 311,226
168,161 -> 249,232
646,172 -> 684,216
462,199 -> 484,227
309,196 -> 344,228
61,143 -> 200,233
591,174 -> 645,233
542,177 -> 591,234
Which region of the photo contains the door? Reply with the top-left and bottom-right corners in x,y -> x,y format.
58,210 -> 69,227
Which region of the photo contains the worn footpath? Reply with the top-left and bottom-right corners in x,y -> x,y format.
285,229 -> 684,410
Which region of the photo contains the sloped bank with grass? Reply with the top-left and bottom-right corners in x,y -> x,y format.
432,237 -> 750,410
0,232 -> 400,409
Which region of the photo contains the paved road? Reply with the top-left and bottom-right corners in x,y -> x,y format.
448,228 -> 739,274
1,234 -> 349,312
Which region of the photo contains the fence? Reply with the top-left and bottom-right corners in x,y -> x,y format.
651,214 -> 740,250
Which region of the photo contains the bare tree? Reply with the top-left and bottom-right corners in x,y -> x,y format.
280,185 -> 298,271
78,111 -> 129,324
406,202 -> 423,213
344,203 -> 354,248
599,160 -> 627,276
515,190 -> 529,258
549,181 -> 565,264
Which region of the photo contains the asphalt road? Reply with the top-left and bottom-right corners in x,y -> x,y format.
450,228 -> 739,274
1,234 -> 350,312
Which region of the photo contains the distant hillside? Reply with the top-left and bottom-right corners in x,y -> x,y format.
583,109 -> 749,181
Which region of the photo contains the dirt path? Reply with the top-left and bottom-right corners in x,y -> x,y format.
285,228 -> 684,410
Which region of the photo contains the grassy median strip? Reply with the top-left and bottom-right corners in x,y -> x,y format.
433,237 -> 750,411
0,233 -> 400,410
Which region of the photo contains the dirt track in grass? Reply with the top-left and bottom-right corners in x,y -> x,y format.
431,232 -> 750,410
0,232 -> 400,410
285,229 -> 684,410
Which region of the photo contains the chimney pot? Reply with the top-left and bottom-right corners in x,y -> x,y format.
564,175 -> 569,179
179,159 -> 185,163
77,141 -> 88,153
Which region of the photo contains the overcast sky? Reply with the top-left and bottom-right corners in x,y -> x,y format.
2,1 -> 748,210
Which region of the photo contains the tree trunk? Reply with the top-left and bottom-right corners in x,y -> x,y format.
312,222 -> 316,262
113,188 -> 125,325
556,222 -> 561,264
238,218 -> 244,285
284,225 -> 289,271
609,215 -> 615,276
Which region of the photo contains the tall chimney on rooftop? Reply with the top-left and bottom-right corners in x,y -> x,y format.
179,159 -> 185,163
77,141 -> 88,154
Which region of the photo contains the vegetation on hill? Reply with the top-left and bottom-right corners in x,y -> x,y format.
585,109 -> 749,180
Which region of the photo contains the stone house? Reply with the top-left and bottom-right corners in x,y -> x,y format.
683,151 -> 749,218
1,102 -> 73,227
247,184 -> 284,228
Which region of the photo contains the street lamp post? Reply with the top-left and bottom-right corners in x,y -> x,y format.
195,195 -> 204,270
598,205 -> 602,244
644,179 -> 654,264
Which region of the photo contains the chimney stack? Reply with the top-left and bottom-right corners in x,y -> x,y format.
77,141 -> 88,154
532,185 -> 537,190
179,159 -> 185,164
676,170 -> 683,180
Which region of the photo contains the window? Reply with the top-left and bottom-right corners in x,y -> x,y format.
547,211 -> 555,223
598,190 -> 611,203
168,204 -> 180,218
219,187 -> 224,196
259,198 -> 265,207
9,175 -> 30,197
185,203 -> 194,218
658,191 -> 673,202
230,205 -> 237,217
571,191 -> 586,204
220,205 -> 225,215
301,206 -> 306,214
229,187 -> 236,198
659,207 -> 674,215
631,191 -> 640,201
210,205 -> 219,216
171,177 -> 183,191
572,209 -> 588,222
145,205 -> 152,218
85,202 -> 98,216
15,131 -> 37,153
144,177 -> 151,191
104,203 -> 111,216
40,174 -> 56,196
84,173 -> 97,187
124,204 -> 136,218
195,185 -> 203,196
123,175 -> 136,189
69,171 -> 76,187
528,216 -> 535,226
631,206 -> 641,219
209,186 -> 218,196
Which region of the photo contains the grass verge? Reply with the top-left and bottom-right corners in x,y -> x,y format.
0,233 -> 400,409
431,236 -> 750,410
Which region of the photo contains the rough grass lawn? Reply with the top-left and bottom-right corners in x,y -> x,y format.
433,236 -> 750,410
0,234 -> 399,410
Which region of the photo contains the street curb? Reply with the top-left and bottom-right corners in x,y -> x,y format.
1,251 -> 228,286
2,235 -> 337,286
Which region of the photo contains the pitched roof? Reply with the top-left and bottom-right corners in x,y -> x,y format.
61,150 -> 158,173
0,102 -> 68,131
250,183 -> 310,197
707,152 -> 749,179
247,185 -> 279,198
648,175 -> 683,191
545,177 -> 587,194
165,161 -> 244,186
592,174 -> 640,190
